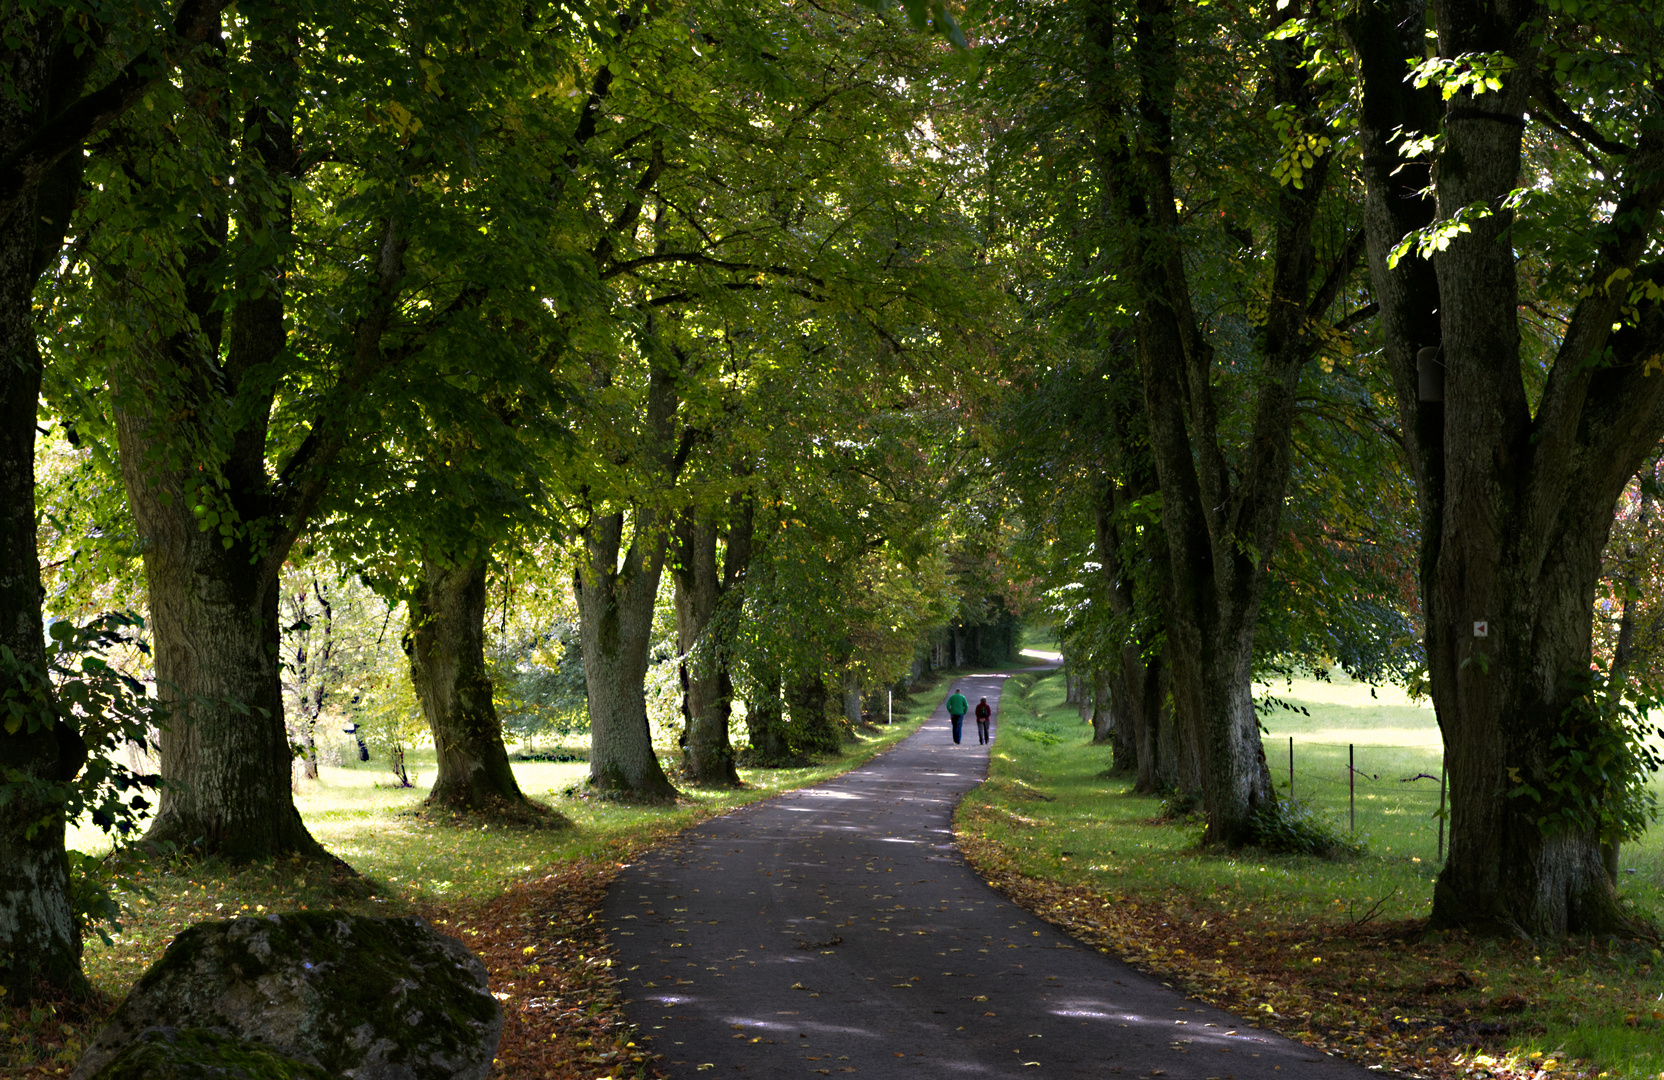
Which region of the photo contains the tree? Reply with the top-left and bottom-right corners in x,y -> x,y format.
672,495 -> 753,786
44,0 -> 586,854
1086,0 -> 1372,844
550,0 -> 985,795
1,0 -> 224,1000
1343,0 -> 1664,934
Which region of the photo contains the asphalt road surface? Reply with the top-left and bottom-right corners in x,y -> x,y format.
603,670 -> 1367,1079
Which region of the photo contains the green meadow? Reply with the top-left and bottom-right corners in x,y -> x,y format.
961,665 -> 1664,1080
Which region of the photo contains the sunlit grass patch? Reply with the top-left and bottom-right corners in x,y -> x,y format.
0,702 -> 938,1079
958,666 -> 1664,1080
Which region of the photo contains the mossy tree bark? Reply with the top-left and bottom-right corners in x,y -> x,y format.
407,552 -> 535,813
1348,0 -> 1664,935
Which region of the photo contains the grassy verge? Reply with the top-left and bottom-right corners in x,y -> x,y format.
2,704 -> 936,1080
957,666 -> 1664,1080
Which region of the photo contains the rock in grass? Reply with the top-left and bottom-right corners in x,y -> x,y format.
72,913 -> 501,1080
79,1027 -> 330,1080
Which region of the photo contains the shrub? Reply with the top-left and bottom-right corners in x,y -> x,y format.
1250,797 -> 1366,858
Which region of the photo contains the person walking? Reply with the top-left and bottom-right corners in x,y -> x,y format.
945,687 -> 969,744
974,697 -> 992,744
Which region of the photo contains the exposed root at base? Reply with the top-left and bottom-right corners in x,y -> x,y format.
404,796 -> 575,831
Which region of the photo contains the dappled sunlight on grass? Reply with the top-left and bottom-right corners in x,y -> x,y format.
958,666 -> 1664,1080
0,705 -> 943,1079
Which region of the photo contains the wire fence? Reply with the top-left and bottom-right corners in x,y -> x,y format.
1268,736 -> 1448,864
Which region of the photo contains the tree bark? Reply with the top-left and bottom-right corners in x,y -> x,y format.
1347,0 -> 1664,934
787,674 -> 842,756
1095,484 -> 1167,783
407,552 -> 537,813
575,511 -> 677,800
0,266 -> 86,1000
1090,669 -> 1115,745
742,660 -> 798,766
285,575 -> 332,782
843,670 -> 863,728
1089,0 -> 1342,843
118,360 -> 321,858
672,498 -> 753,786
0,0 -> 225,1004
674,516 -> 730,784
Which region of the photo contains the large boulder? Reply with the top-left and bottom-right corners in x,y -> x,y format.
73,913 -> 501,1080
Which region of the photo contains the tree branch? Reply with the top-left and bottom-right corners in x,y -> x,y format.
0,0 -> 229,216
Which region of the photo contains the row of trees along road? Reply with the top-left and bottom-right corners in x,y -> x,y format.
2,0 -> 994,1001
981,0 -> 1664,938
7,0 -> 1664,1006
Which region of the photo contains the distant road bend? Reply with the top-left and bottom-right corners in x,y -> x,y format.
603,670 -> 1368,1079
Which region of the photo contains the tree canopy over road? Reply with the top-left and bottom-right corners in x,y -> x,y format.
5,0 -> 1664,1012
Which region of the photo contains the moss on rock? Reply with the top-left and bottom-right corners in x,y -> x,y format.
83,1027 -> 331,1080
72,913 -> 500,1080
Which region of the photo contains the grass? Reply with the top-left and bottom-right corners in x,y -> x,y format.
4,693 -> 946,1079
957,665 -> 1664,1080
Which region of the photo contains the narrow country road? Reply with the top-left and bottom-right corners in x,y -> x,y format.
603,671 -> 1368,1079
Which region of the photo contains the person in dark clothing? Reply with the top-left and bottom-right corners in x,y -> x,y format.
945,688 -> 968,744
974,697 -> 992,744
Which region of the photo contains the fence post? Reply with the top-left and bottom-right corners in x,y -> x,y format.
1349,743 -> 1356,833
888,690 -> 893,725
1288,736 -> 1294,796
1436,759 -> 1447,862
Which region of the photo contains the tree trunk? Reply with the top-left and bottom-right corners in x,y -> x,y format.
1130,657 -> 1169,793
787,674 -> 842,756
576,512 -> 677,800
134,549 -> 320,858
1090,669 -> 1115,745
0,252 -> 87,1000
0,3 -> 176,1001
1088,0 -> 1347,844
407,552 -> 535,813
1347,0 -> 1664,934
742,660 -> 797,766
120,453 -> 324,859
672,502 -> 752,787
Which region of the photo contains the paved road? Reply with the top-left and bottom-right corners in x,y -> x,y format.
603,672 -> 1366,1079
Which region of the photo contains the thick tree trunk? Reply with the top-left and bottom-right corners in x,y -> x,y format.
576,513 -> 677,800
0,255 -> 87,1000
843,670 -> 863,728
1348,0 -> 1664,934
135,544 -> 321,858
121,465 -> 323,859
407,553 -> 535,812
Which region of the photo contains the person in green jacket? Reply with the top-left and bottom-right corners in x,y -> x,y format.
946,688 -> 969,744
